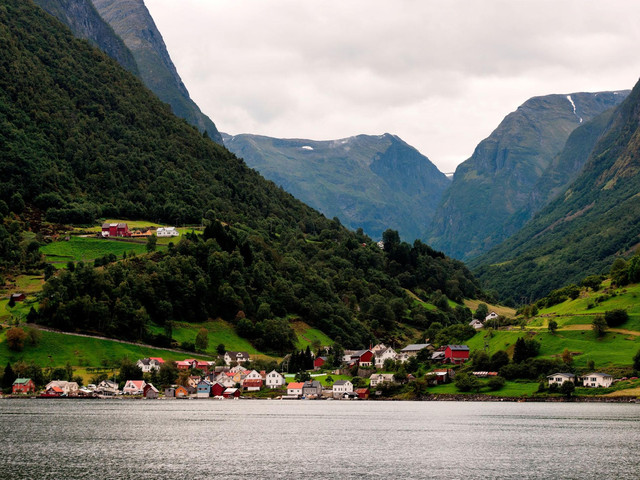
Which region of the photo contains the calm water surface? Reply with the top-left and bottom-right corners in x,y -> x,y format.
0,399 -> 639,479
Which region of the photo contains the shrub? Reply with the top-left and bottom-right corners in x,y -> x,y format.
604,309 -> 629,327
487,376 -> 505,391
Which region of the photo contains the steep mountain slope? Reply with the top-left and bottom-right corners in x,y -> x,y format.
0,0 -> 480,350
223,133 -> 450,241
90,0 -> 223,144
428,91 -> 628,260
32,0 -> 138,74
472,78 -> 640,303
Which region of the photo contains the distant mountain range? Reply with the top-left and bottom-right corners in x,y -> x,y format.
223,133 -> 450,241
33,0 -> 223,144
472,79 -> 640,302
427,91 -> 629,260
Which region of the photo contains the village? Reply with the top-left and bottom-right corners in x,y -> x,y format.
7,338 -> 617,400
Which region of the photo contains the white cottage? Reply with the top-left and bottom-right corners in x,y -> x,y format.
582,373 -> 613,388
265,370 -> 286,389
332,380 -> 354,398
547,373 -> 575,386
369,373 -> 396,387
374,347 -> 398,368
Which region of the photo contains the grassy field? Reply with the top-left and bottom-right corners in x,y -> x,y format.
427,379 -> 540,396
0,328 -> 210,368
464,299 -> 516,317
292,321 -> 333,350
41,236 -> 151,267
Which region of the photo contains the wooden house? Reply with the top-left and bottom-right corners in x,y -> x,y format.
197,380 -> 212,398
223,388 -> 241,399
582,373 -> 613,388
143,384 -> 159,399
101,223 -> 130,238
444,345 -> 470,364
355,388 -> 370,400
265,370 -> 286,389
211,382 -> 226,397
332,380 -> 353,398
547,373 -> 576,386
123,380 -> 146,395
12,378 -> 35,394
175,385 -> 189,398
314,356 -> 327,370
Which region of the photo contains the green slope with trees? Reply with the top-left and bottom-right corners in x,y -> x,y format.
0,0 -> 482,357
472,79 -> 640,303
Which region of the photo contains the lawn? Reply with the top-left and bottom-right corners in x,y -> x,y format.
41,236 -> 151,267
463,299 -> 516,317
0,329 -> 209,368
427,380 -> 539,396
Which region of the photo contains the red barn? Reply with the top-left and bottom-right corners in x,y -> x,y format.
101,223 -> 131,238
211,382 -> 225,397
314,356 -> 327,370
12,378 -> 36,394
355,388 -> 370,400
223,388 -> 241,399
355,350 -> 374,366
444,345 -> 470,364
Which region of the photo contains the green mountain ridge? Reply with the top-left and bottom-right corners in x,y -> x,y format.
33,0 -> 223,144
472,78 -> 640,302
0,0 -> 480,353
222,132 -> 450,241
428,91 -> 628,261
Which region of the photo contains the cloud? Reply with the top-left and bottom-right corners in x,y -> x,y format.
146,0 -> 640,172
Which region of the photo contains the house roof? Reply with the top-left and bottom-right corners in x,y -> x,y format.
400,344 -> 431,352
287,382 -> 305,389
584,372 -> 613,378
149,357 -> 165,364
226,351 -> 249,358
243,379 -> 263,387
138,358 -> 151,365
547,373 -> 575,378
355,388 -> 369,393
303,380 -> 322,388
13,378 -> 32,384
126,380 -> 145,389
48,386 -> 63,393
446,345 -> 470,351
333,380 -> 351,386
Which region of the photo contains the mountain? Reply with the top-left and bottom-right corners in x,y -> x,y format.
32,0 -> 139,75
472,78 -> 640,303
0,0 -> 480,351
223,133 -> 450,241
428,91 -> 628,260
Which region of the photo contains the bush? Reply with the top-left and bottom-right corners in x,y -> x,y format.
454,373 -> 480,392
604,309 -> 629,327
487,376 -> 505,391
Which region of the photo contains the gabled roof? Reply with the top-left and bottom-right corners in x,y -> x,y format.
303,380 -> 322,388
287,382 -> 305,389
13,378 -> 32,384
138,358 -> 151,365
243,379 -> 263,387
547,373 -> 575,378
446,345 -> 470,351
333,380 -> 351,386
400,344 -> 431,352
355,388 -> 369,393
583,372 -> 613,378
125,380 -> 145,389
149,357 -> 165,364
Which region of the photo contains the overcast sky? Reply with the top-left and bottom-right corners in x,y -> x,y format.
146,0 -> 640,173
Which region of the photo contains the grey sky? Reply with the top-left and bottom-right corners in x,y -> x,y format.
146,0 -> 640,173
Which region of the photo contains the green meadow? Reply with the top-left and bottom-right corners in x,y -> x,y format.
41,236 -> 151,267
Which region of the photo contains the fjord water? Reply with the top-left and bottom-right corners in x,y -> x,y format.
1,400 -> 639,479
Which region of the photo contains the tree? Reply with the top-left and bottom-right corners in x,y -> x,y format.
592,316 -> 608,338
561,348 -> 572,365
560,380 -> 575,397
475,303 -> 489,320
487,376 -> 505,391
158,362 -> 178,387
604,309 -> 629,327
6,327 -> 27,351
548,320 -> 558,334
2,363 -> 16,392
195,328 -> 209,352
454,372 -> 481,393
294,371 -> 310,382
117,357 -> 143,383
146,234 -> 157,253
217,343 -> 226,356
489,350 -> 510,371
633,349 -> 640,372
8,296 -> 15,308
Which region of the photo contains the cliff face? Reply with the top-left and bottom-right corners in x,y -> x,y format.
223,133 -> 450,241
90,0 -> 223,144
427,91 -> 628,260
33,0 -> 139,74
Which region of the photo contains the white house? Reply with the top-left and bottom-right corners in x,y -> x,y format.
485,311 -> 499,322
469,319 -> 484,329
44,380 -> 79,396
398,344 -> 432,363
123,380 -> 146,395
244,370 -> 263,381
216,374 -> 236,388
157,227 -> 180,237
374,347 -> 398,368
224,351 -> 250,366
95,380 -> 119,396
582,372 -> 613,388
136,357 -> 164,373
265,370 -> 286,389
287,382 -> 304,397
369,373 -> 395,387
332,380 -> 353,398
547,373 -> 576,386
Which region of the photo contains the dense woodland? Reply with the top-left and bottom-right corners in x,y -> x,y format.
0,0 -> 482,353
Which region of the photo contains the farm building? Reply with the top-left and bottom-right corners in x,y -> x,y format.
101,223 -> 130,237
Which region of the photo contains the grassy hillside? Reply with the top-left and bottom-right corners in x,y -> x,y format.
467,280 -> 640,369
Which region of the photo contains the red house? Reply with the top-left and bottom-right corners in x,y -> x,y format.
101,223 -> 131,238
194,361 -> 210,374
12,378 -> 36,394
444,345 -> 470,364
211,382 -> 225,397
351,349 -> 374,367
175,361 -> 192,371
223,387 -> 241,399
355,388 -> 370,400
314,356 -> 327,370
